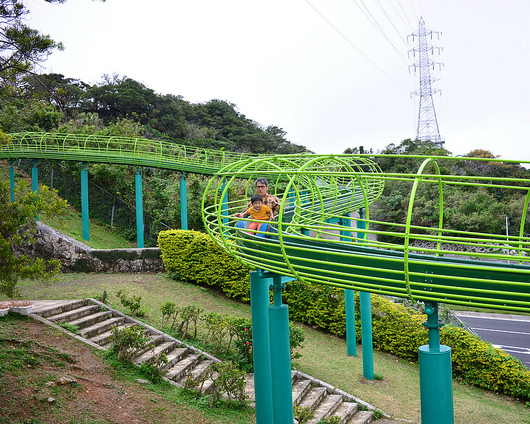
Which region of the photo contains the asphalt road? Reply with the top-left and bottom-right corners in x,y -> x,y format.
455,311 -> 530,368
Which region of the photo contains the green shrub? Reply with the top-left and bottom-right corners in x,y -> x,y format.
158,229 -> 251,302
441,325 -> 530,400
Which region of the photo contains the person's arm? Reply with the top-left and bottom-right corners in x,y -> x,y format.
235,209 -> 250,218
268,209 -> 274,220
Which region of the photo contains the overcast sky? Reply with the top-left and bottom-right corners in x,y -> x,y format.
27,0 -> 530,163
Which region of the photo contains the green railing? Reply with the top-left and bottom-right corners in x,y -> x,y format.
0,132 -> 252,173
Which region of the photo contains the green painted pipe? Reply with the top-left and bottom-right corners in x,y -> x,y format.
250,271 -> 273,424
81,163 -> 90,242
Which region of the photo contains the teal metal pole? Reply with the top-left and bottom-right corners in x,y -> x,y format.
32,160 -> 39,221
419,302 -> 454,424
180,172 -> 188,230
135,166 -> 144,248
221,179 -> 228,226
9,160 -> 14,202
357,208 -> 373,377
360,291 -> 374,380
269,273 -> 294,424
81,163 -> 90,242
345,289 -> 357,356
250,270 -> 273,424
341,213 -> 357,356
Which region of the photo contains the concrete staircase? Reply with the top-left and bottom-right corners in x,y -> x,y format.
31,299 -> 381,424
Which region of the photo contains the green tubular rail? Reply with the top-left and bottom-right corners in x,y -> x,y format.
204,155 -> 530,313
0,132 -> 251,172
2,132 -> 529,312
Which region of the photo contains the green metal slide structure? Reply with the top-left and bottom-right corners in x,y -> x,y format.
1,132 -> 529,311
203,154 -> 530,313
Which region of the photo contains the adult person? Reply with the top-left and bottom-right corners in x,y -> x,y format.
249,177 -> 280,216
234,177 -> 280,237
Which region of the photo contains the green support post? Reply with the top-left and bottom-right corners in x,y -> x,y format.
32,160 -> 39,220
360,291 -> 374,380
81,163 -> 90,242
180,172 -> 188,230
9,160 -> 15,202
135,166 -> 144,248
250,270 -> 273,424
340,213 -> 357,357
269,274 -> 294,424
419,302 -> 454,424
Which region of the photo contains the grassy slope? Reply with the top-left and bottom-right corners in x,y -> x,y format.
15,273 -> 530,424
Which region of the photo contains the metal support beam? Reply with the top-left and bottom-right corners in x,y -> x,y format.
180,172 -> 188,230
340,213 -> 357,357
269,273 -> 294,424
32,160 -> 39,221
135,166 -> 144,248
250,270 -> 273,424
221,179 -> 228,226
419,301 -> 454,424
360,291 -> 374,380
9,160 -> 15,202
81,163 -> 90,241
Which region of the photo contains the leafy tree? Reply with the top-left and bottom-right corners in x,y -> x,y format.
0,175 -> 67,298
0,0 -> 64,90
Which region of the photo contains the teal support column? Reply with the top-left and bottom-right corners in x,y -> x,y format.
340,213 -> 357,356
250,271 -> 273,424
419,302 -> 454,424
357,208 -> 366,241
135,167 -> 144,248
221,179 -> 228,226
81,163 -> 90,242
345,289 -> 357,357
269,273 -> 294,424
360,291 -> 374,380
9,160 -> 15,202
180,172 -> 188,230
32,160 -> 39,221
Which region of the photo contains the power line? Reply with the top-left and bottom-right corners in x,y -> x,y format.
303,0 -> 409,91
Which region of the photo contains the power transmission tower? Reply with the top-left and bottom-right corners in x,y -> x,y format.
408,17 -> 444,146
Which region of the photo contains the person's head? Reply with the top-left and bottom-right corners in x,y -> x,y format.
255,177 -> 269,197
250,194 -> 263,210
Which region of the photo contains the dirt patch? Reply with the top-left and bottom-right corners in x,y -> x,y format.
0,316 -> 252,424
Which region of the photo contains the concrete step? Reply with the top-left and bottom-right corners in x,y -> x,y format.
34,299 -> 89,318
307,394 -> 343,424
292,378 -> 312,405
47,304 -> 103,324
88,323 -> 133,346
297,386 -> 328,412
348,410 -> 374,424
68,310 -> 116,330
79,316 -> 125,338
333,401 -> 358,424
165,353 -> 202,381
175,359 -> 215,385
133,340 -> 177,365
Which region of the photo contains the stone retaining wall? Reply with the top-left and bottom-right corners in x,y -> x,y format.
28,222 -> 165,273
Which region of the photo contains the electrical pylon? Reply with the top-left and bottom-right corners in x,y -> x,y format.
408,17 -> 444,146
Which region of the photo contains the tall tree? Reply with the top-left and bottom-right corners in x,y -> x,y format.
0,0 -> 64,91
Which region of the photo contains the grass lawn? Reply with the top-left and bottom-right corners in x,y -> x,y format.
14,273 -> 530,424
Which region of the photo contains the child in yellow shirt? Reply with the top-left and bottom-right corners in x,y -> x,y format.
235,194 -> 274,235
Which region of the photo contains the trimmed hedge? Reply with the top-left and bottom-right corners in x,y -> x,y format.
158,229 -> 530,401
158,229 -> 252,302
